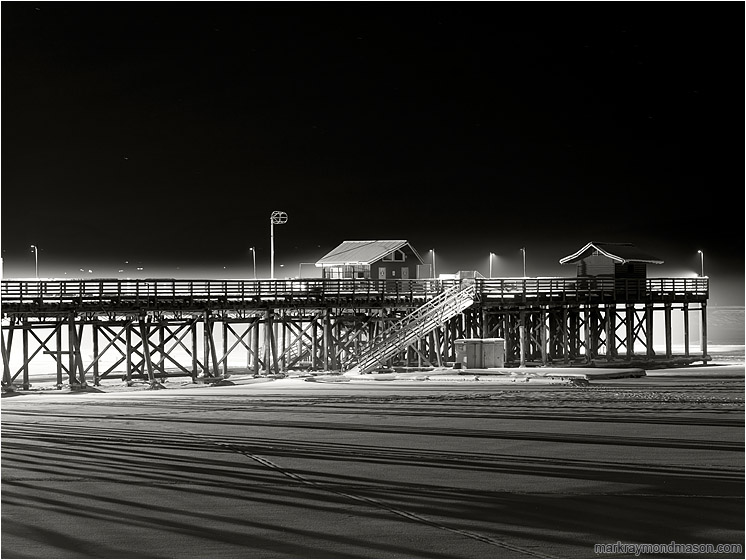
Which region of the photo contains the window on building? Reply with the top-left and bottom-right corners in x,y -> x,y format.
382,250 -> 406,262
324,265 -> 370,279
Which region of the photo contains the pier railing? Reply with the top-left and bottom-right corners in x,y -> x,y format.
478,277 -> 709,303
0,277 -> 709,310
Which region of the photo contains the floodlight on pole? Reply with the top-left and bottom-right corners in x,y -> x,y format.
249,247 -> 257,279
30,245 -> 38,279
270,211 -> 288,280
697,250 -> 704,277
430,249 -> 436,278
520,247 -> 526,277
489,252 -> 495,278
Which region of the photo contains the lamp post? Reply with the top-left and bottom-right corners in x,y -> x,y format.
270,211 -> 288,280
489,252 -> 495,278
520,247 -> 526,277
249,247 -> 257,279
30,245 -> 38,279
697,250 -> 704,277
430,249 -> 436,278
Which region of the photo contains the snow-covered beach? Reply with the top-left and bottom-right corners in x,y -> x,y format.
2,347 -> 743,559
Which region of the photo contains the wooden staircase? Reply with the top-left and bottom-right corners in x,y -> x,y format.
344,282 -> 476,375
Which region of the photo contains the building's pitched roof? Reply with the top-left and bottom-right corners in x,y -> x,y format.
315,240 -> 424,266
559,242 -> 664,265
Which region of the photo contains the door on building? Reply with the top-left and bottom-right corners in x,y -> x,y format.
401,267 -> 409,280
378,267 -> 386,279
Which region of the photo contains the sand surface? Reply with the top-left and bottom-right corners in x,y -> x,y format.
2,360 -> 744,559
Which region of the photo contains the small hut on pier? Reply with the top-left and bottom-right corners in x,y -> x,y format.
315,240 -> 426,280
559,241 -> 663,280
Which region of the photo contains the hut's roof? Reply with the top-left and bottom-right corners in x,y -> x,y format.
316,240 -> 424,266
559,242 -> 664,265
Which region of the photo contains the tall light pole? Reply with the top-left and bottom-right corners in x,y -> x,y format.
697,250 -> 704,277
270,211 -> 288,280
249,247 -> 257,279
520,247 -> 526,277
430,249 -> 436,278
489,252 -> 495,278
30,245 -> 38,279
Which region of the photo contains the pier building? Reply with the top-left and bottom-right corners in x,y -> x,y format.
316,240 -> 426,280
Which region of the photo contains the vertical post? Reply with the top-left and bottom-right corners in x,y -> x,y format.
125,319 -> 133,385
139,316 -> 156,387
2,325 -> 14,389
270,311 -> 280,374
540,309 -> 547,365
281,314 -> 287,372
191,318 -> 199,382
645,303 -> 655,358
562,306 -> 569,363
203,311 -> 211,376
626,304 -> 635,359
605,305 -> 617,360
519,310 -> 526,367
264,309 -> 273,374
69,315 -> 77,386
701,302 -> 708,364
22,318 -> 30,390
223,320 -> 229,377
93,322 -> 100,386
246,322 -> 252,371
323,309 -> 331,371
270,211 -> 288,280
158,321 -> 165,378
520,247 -> 526,277
683,303 -> 690,358
55,322 -> 63,388
583,307 -> 591,364
209,319 -> 220,378
252,317 -> 261,375
270,220 -> 275,280
502,313 -> 511,364
664,303 -> 672,359
311,316 -> 319,370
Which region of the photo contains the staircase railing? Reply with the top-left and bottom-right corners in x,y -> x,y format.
345,281 -> 476,375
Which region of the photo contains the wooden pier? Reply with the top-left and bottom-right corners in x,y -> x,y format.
1,277 -> 709,389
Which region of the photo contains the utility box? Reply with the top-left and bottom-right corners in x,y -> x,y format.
454,338 -> 505,368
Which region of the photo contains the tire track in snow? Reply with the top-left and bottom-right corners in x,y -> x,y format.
185,430 -> 555,559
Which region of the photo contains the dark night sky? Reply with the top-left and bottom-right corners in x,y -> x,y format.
1,2 -> 743,304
